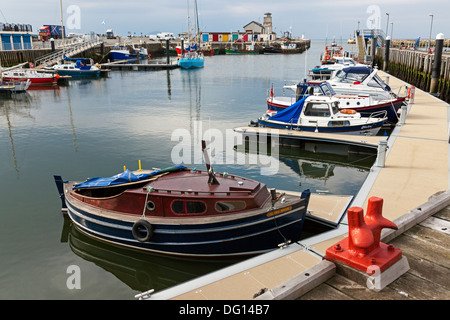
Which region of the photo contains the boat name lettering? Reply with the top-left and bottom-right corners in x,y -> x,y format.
267,206 -> 292,217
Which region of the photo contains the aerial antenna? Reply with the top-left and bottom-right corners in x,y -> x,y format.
201,140 -> 219,185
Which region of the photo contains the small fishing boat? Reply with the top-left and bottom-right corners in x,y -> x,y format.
51,56 -> 100,78
54,142 -> 311,257
269,80 -> 405,124
109,45 -> 137,61
320,42 -> 343,64
225,43 -> 260,54
281,42 -> 301,54
2,69 -> 59,85
257,95 -> 386,136
263,46 -> 282,54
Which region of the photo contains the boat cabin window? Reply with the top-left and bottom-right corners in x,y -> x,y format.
321,83 -> 335,96
303,103 -> 330,117
331,102 -> 340,114
215,201 -> 246,212
172,200 -> 206,215
328,120 -> 350,127
367,74 -> 388,90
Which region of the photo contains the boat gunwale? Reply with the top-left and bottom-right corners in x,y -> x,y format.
64,181 -> 304,226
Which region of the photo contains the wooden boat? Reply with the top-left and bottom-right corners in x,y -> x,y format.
257,95 -> 386,136
268,80 -> 405,124
54,142 -> 311,257
2,69 -> 59,85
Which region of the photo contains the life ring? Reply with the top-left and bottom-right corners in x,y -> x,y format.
132,219 -> 153,242
340,109 -> 356,114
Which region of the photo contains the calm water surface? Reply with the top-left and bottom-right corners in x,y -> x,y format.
0,41 -> 373,299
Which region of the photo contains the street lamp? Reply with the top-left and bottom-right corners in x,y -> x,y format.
385,13 -> 389,37
428,13 -> 434,50
390,22 -> 394,40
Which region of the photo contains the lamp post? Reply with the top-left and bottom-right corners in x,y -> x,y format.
428,13 -> 434,50
385,13 -> 389,37
390,22 -> 394,42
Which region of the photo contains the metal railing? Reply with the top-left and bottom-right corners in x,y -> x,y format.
34,38 -> 103,68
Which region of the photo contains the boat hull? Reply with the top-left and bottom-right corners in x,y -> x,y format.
109,51 -> 136,61
178,58 -> 204,69
258,118 -> 384,136
2,77 -> 57,85
225,48 -> 260,54
267,97 -> 405,124
56,69 -> 100,78
64,187 -> 309,257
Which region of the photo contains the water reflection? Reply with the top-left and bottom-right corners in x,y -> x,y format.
0,95 -> 34,175
61,219 -> 240,292
235,142 -> 375,195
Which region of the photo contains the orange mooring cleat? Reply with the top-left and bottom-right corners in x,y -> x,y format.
326,197 -> 402,273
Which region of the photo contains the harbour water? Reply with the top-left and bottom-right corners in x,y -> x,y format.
0,40 -> 375,299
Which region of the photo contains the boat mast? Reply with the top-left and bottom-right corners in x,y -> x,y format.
194,0 -> 200,48
60,0 -> 65,61
186,0 -> 190,52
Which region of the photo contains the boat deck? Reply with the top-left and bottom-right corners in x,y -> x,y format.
144,71 -> 450,300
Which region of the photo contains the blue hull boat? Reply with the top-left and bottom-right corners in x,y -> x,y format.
178,57 -> 204,69
257,95 -> 386,136
54,149 -> 310,257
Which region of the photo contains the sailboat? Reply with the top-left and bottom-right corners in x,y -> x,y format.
178,0 -> 204,69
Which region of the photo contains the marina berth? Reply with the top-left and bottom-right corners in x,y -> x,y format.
257,95 -> 386,136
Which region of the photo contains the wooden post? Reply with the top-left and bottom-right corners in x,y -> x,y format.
371,37 -> 377,68
430,33 -> 444,94
383,37 -> 391,71
165,38 -> 170,65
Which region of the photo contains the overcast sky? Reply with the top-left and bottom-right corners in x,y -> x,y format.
1,0 -> 448,40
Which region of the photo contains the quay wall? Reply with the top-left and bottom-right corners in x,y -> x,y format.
375,47 -> 450,103
0,39 -> 310,66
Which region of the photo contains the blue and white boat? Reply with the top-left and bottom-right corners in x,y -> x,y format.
258,95 -> 386,136
269,80 -> 405,124
178,51 -> 204,69
109,45 -> 137,61
53,142 -> 311,257
52,56 -> 100,78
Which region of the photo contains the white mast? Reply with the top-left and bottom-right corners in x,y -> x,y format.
60,0 -> 65,60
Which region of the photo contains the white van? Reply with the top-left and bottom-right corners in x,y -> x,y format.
157,32 -> 175,40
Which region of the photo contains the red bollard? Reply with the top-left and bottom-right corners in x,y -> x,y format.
326,197 -> 402,273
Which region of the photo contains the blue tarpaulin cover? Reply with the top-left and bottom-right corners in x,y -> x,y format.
268,95 -> 310,123
73,165 -> 187,189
